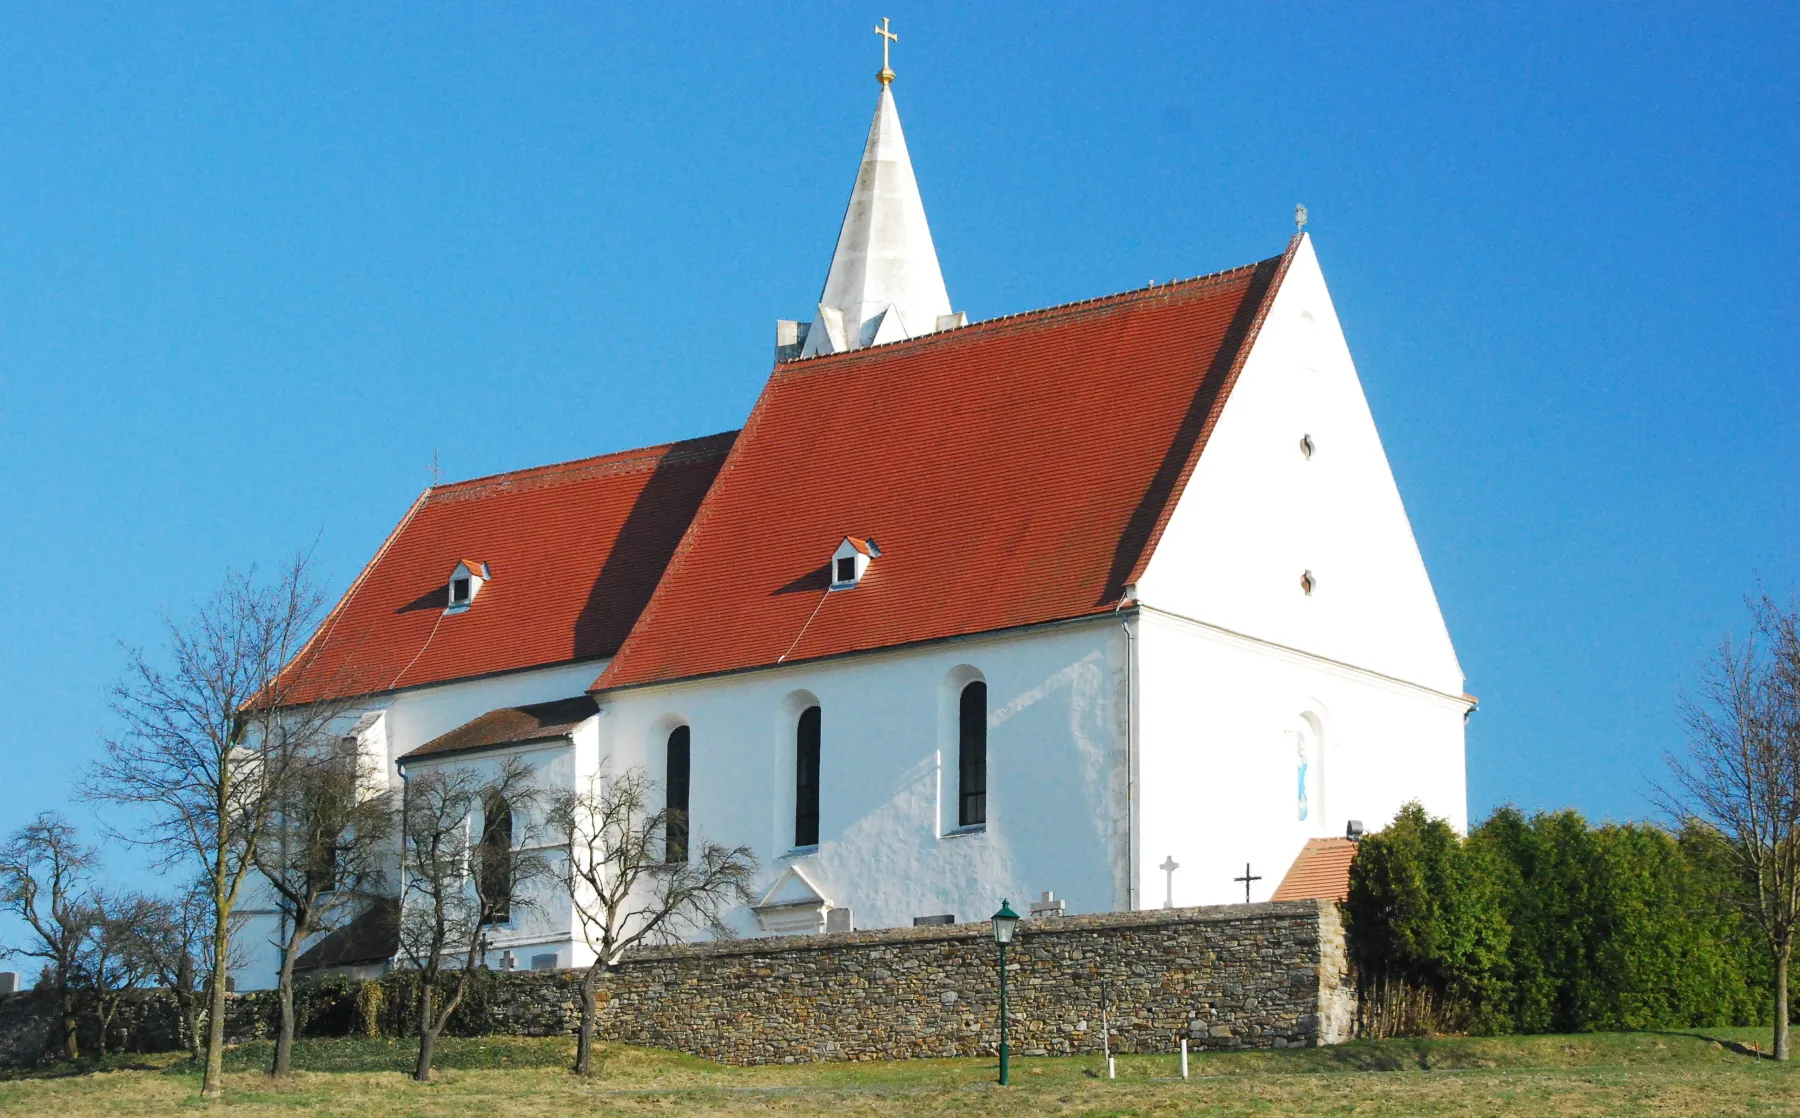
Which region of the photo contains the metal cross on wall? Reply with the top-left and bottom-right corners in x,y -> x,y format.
1159,855 -> 1179,909
1233,862 -> 1262,904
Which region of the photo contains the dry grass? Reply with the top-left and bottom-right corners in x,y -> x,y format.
0,1028 -> 1793,1116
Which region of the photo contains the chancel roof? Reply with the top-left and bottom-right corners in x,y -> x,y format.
277,433 -> 734,705
595,240 -> 1297,692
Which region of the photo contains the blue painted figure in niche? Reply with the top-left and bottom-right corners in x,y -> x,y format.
1296,734 -> 1310,822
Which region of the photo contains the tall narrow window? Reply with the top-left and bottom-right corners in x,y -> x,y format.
665,725 -> 691,863
794,705 -> 821,847
477,797 -> 514,924
958,681 -> 988,827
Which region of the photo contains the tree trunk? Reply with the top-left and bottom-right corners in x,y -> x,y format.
272,948 -> 297,1077
95,1000 -> 115,1060
1776,943 -> 1791,1062
202,906 -> 231,1097
59,983 -> 79,1061
175,954 -> 201,1060
414,982 -> 435,1083
574,966 -> 600,1075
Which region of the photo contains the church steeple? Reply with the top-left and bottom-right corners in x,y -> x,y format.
779,26 -> 963,361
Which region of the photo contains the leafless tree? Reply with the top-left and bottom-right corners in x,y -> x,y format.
135,883 -> 214,1059
547,767 -> 756,1076
1658,594 -> 1800,1060
0,814 -> 98,1060
397,757 -> 546,1083
254,737 -> 395,1077
86,553 -> 360,1096
81,891 -> 164,1058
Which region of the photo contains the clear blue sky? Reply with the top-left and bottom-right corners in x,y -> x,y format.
0,3 -> 1794,899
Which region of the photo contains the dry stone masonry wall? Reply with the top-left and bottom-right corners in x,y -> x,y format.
596,899 -> 1349,1064
0,900 -> 1349,1067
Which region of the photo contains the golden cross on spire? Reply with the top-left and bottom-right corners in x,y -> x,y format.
874,17 -> 897,84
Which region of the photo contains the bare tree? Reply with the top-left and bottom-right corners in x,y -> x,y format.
81,892 -> 164,1059
86,554 -> 359,1096
547,767 -> 756,1075
1659,594 -> 1800,1060
136,883 -> 214,1059
0,814 -> 98,1060
397,758 -> 546,1083
254,737 -> 394,1077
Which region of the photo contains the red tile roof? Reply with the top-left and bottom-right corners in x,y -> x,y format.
595,241 -> 1296,692
400,696 -> 598,762
279,433 -> 735,704
1270,838 -> 1359,903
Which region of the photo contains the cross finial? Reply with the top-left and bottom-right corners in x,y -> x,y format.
1294,203 -> 1308,232
1233,861 -> 1263,904
429,449 -> 443,487
874,17 -> 898,85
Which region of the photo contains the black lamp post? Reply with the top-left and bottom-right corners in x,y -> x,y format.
991,899 -> 1020,1085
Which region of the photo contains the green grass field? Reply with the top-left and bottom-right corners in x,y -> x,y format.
1,1028 -> 1793,1116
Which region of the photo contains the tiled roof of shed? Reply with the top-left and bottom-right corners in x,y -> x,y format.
1270,837 -> 1359,903
277,433 -> 735,705
595,240 -> 1296,691
399,695 -> 598,762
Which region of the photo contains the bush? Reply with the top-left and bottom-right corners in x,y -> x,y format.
1344,803 -> 1771,1037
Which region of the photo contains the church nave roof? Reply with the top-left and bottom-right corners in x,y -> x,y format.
595,239 -> 1299,692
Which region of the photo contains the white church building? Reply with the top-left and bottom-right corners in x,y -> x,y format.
244,54 -> 1471,987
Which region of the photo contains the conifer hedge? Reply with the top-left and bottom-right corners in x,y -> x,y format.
1343,803 -> 1773,1035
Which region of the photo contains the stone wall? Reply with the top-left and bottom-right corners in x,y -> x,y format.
594,899 -> 1348,1064
0,900 -> 1349,1067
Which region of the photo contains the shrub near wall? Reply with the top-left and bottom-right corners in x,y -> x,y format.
1344,803 -> 1771,1036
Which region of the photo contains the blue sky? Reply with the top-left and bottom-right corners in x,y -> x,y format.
0,3 -> 1794,904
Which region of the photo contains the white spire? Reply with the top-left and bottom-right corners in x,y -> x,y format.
786,80 -> 961,360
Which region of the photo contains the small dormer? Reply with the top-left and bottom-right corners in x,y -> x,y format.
447,560 -> 490,612
829,536 -> 880,590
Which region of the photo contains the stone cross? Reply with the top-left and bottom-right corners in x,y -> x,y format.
1159,855 -> 1179,909
1234,862 -> 1262,904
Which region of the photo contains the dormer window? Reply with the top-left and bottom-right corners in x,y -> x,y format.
446,560 -> 490,612
829,536 -> 880,590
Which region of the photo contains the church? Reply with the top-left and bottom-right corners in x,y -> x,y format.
241,38 -> 1471,987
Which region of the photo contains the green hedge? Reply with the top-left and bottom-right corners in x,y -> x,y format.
1343,803 -> 1771,1035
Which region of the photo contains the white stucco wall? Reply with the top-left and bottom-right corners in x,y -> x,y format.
397,740 -> 585,973
1134,606 -> 1468,909
1136,234 -> 1465,698
592,618 -> 1132,937
229,659 -> 607,990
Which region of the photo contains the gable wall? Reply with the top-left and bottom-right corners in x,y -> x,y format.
1135,235 -> 1464,696
1134,607 -> 1468,911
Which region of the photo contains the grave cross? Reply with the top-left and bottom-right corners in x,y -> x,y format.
1158,855 -> 1179,909
1233,862 -> 1262,904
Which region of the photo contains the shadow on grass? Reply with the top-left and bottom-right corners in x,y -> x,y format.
1646,1029 -> 1774,1061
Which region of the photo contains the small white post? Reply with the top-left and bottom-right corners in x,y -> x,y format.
1181,1037 -> 1189,1079
1108,1055 -> 1116,1079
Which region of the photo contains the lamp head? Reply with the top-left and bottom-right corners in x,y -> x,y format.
991,899 -> 1020,945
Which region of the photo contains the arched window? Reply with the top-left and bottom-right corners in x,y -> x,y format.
477,796 -> 514,925
665,725 -> 691,863
958,681 -> 988,827
794,706 -> 821,847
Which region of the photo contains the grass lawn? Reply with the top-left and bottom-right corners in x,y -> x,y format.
0,1028 -> 1793,1116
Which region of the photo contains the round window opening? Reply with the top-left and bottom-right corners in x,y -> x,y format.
1299,434 -> 1315,459
1300,570 -> 1316,596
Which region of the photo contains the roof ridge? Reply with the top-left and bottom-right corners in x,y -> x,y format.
772,252 -> 1281,376
426,430 -> 739,506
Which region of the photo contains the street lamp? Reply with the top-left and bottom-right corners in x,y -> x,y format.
991,899 -> 1020,1085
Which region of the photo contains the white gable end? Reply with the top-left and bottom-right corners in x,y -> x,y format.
1135,235 -> 1465,697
